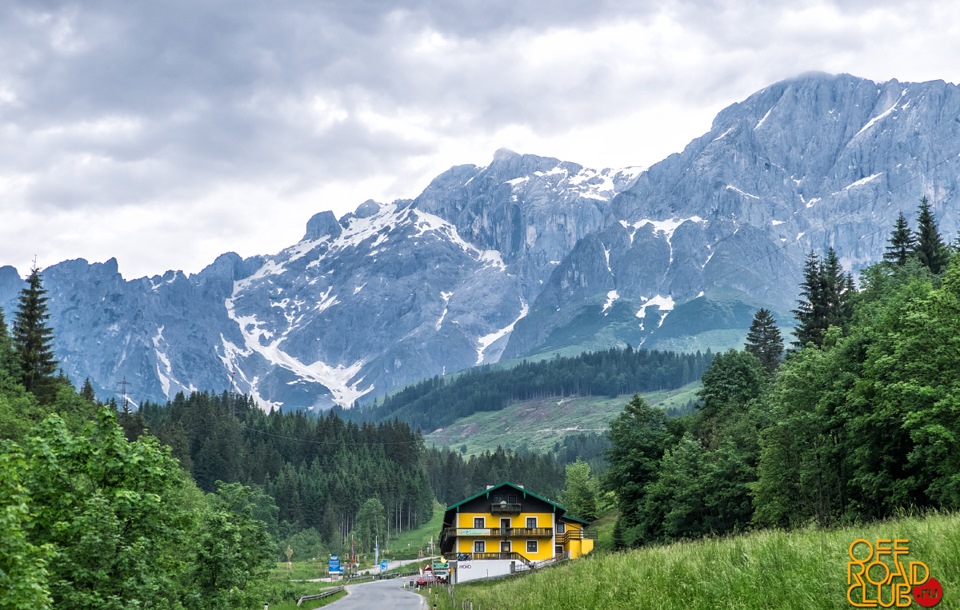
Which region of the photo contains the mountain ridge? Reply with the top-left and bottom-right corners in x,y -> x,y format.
4,73 -> 960,410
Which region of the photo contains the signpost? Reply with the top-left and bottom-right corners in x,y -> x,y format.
328,554 -> 342,577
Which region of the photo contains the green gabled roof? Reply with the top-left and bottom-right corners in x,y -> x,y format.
561,513 -> 592,526
445,481 -> 568,513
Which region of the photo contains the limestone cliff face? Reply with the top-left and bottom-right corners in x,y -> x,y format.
505,73 -> 960,358
4,73 -> 960,410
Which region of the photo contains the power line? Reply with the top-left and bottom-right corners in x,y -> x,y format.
235,421 -> 429,446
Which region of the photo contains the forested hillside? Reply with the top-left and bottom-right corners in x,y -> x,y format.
135,392 -> 566,542
350,347 -> 713,432
605,202 -> 960,548
0,270 -> 278,608
0,267 -> 567,608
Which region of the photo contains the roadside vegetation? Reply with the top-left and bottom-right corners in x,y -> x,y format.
435,511 -> 960,610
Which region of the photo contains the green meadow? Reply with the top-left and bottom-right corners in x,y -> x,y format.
432,512 -> 960,610
426,383 -> 701,457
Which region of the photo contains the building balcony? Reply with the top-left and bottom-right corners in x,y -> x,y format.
454,552 -> 533,567
555,529 -> 598,544
490,502 -> 523,514
445,527 -> 554,538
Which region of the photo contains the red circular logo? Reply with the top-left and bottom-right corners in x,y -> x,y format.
913,577 -> 943,607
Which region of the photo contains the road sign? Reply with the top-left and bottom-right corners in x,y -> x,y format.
380,560 -> 388,571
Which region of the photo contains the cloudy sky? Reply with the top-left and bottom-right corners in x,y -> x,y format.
2,0 -> 959,279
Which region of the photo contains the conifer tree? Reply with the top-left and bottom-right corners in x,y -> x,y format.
914,196 -> 949,274
792,249 -> 854,348
12,267 -> 58,402
0,308 -> 20,380
80,378 -> 96,402
883,212 -> 916,266
792,251 -> 825,348
822,248 -> 855,330
744,308 -> 783,373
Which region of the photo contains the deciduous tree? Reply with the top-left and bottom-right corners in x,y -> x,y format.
354,497 -> 386,554
604,395 -> 671,547
560,458 -> 598,522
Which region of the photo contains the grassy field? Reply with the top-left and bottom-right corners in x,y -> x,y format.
382,500 -> 446,560
431,511 -> 960,610
425,383 -> 701,457
588,508 -> 620,553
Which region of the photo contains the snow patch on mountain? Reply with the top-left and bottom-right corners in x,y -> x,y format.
635,295 -> 675,331
602,290 -> 619,314
413,210 -> 506,270
476,298 -> 529,365
726,185 -> 760,200
755,107 -> 773,130
841,173 -> 883,192
153,325 -> 174,397
225,290 -> 371,409
436,291 -> 453,330
335,203 -> 405,252
855,89 -> 907,137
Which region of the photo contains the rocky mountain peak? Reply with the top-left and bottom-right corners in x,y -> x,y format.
9,73 -> 960,412
303,210 -> 343,241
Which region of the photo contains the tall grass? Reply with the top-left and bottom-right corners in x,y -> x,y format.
438,512 -> 960,609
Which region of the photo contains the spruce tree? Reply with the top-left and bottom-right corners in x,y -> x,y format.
745,308 -> 784,373
80,377 -> 96,402
0,308 -> 20,380
792,249 -> 854,348
792,251 -> 825,348
883,212 -> 916,266
914,196 -> 949,274
12,267 -> 58,401
822,248 -> 855,331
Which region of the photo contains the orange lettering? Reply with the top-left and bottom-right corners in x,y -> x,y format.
909,561 -> 929,586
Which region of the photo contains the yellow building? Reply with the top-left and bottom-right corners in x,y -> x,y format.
439,481 -> 595,570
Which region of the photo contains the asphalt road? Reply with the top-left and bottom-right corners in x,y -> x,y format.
325,577 -> 429,610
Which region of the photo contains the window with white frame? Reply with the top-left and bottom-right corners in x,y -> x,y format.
526,517 -> 537,528
526,540 -> 538,553
474,540 -> 485,553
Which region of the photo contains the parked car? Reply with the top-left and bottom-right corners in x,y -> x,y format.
416,572 -> 437,587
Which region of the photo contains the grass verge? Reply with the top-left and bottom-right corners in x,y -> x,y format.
430,511 -> 960,609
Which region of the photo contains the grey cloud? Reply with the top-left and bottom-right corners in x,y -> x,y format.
2,0 -> 959,277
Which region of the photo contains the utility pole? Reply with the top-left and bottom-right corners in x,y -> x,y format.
116,377 -> 132,413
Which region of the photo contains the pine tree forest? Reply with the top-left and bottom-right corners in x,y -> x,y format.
350,346 -> 714,432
